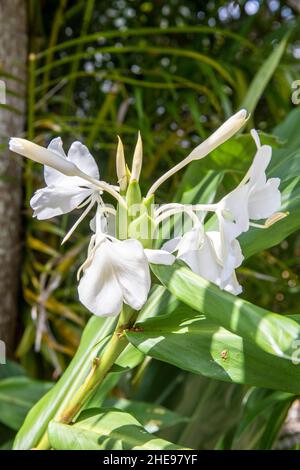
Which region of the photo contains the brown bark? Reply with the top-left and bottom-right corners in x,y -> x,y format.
0,0 -> 27,354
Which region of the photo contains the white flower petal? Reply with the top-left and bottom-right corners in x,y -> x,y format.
44,138 -> 68,186
205,230 -> 243,294
176,227 -> 221,285
177,226 -> 203,258
48,137 -> 67,158
144,249 -> 175,265
223,272 -> 243,295
109,239 -> 151,311
248,177 -> 281,220
68,141 -> 99,180
249,145 -> 272,182
218,184 -> 250,235
89,212 -> 116,236
78,242 -> 123,316
161,237 -> 181,253
180,235 -> 221,285
207,231 -> 243,284
44,139 -> 100,189
177,227 -> 243,296
30,185 -> 92,220
78,238 -> 152,316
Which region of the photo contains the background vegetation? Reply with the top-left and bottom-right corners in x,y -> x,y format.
1,0 -> 300,450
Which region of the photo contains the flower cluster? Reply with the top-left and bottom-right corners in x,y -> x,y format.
9,110 -> 283,317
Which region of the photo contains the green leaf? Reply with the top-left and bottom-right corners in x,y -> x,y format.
102,398 -> 188,432
0,377 -> 52,430
273,107 -> 300,151
164,375 -> 244,450
126,304 -> 300,393
0,438 -> 14,450
0,360 -> 26,380
175,169 -> 224,205
48,409 -> 184,450
240,35 -> 288,115
151,262 -> 300,360
230,388 -> 294,449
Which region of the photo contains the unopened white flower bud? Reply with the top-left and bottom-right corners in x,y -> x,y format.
187,109 -> 248,161
9,138 -> 83,177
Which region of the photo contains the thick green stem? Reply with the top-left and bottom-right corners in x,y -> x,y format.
35,306 -> 135,450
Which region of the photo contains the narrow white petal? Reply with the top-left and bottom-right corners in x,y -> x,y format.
249,145 -> 272,182
250,129 -> 261,149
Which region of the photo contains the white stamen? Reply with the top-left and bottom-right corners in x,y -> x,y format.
155,202 -> 218,217
265,212 -> 288,227
155,207 -> 200,227
61,197 -> 96,245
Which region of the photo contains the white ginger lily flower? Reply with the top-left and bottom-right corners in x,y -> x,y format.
163,224 -> 243,295
9,136 -> 125,220
13,137 -> 100,220
78,206 -> 175,316
213,130 -> 281,266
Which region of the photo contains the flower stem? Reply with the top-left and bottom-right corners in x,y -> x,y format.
35,306 -> 135,450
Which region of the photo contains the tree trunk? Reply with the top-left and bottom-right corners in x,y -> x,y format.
0,0 -> 27,355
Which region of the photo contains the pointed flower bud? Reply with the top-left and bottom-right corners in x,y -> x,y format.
130,131 -> 143,182
9,138 -> 83,177
116,136 -> 127,193
187,109 -> 248,162
146,110 -> 248,198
